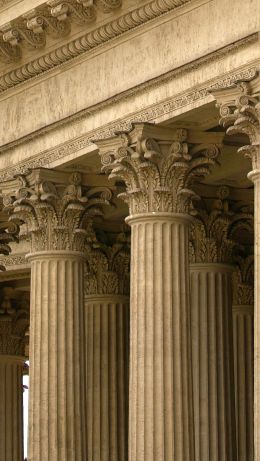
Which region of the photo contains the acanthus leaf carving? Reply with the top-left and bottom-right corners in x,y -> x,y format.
84,226 -> 130,296
190,186 -> 254,264
97,123 -> 222,215
210,73 -> 260,169
232,253 -> 254,306
1,169 -> 113,253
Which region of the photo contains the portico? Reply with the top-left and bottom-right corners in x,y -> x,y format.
0,1 -> 259,460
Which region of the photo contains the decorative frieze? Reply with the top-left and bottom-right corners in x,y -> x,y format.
97,123 -> 222,215
0,64 -> 256,181
1,168 -> 112,253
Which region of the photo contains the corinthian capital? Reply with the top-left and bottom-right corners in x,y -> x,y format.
233,253 -> 254,306
96,123 -> 223,215
190,186 -> 253,264
210,72 -> 260,169
0,287 -> 29,356
84,228 -> 130,296
1,168 -> 113,253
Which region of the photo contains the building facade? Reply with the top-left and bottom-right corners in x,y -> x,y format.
0,0 -> 259,459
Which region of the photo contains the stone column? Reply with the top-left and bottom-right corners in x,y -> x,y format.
211,73 -> 260,457
0,287 -> 29,461
189,187 -> 238,461
84,231 -> 130,460
232,255 -> 254,460
96,123 -> 223,461
2,169 -> 112,461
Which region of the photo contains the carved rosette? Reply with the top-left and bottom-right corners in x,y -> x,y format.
190,186 -> 253,264
84,230 -> 130,296
233,254 -> 254,306
97,123 -> 222,215
0,287 -> 29,356
2,169 -> 112,253
210,73 -> 260,169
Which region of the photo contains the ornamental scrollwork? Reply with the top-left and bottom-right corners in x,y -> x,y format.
210,72 -> 260,169
96,123 -> 222,215
1,169 -> 113,253
0,221 -> 19,271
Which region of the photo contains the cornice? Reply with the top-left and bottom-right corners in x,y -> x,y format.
0,0 -> 123,63
0,0 -> 192,93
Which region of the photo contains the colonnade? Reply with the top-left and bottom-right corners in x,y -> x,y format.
0,74 -> 259,460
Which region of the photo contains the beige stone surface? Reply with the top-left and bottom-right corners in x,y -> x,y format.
85,295 -> 129,461
0,0 -> 259,149
233,305 -> 254,460
0,287 -> 29,461
0,356 -> 25,461
127,213 -> 194,460
212,74 -> 260,461
96,122 -> 226,460
28,252 -> 87,460
84,236 -> 130,460
190,264 -> 236,460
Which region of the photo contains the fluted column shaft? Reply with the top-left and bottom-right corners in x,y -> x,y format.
232,305 -> 254,460
28,251 -> 86,461
85,295 -> 129,461
190,264 -> 236,460
250,170 -> 260,457
127,213 -> 194,461
0,356 -> 24,461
